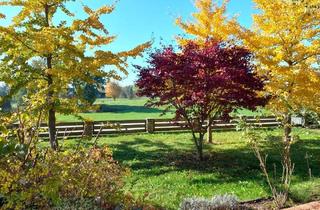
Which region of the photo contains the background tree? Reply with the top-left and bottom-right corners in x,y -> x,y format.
136,41 -> 266,160
83,76 -> 106,105
11,88 -> 27,108
0,84 -> 11,112
176,0 -> 232,45
105,81 -> 122,101
0,1 -> 150,150
120,85 -> 136,99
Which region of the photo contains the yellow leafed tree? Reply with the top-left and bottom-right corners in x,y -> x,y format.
0,0 -> 150,149
232,0 -> 320,140
177,0 -> 320,206
105,82 -> 122,101
234,1 -> 320,204
177,0 -> 320,139
176,0 -> 235,45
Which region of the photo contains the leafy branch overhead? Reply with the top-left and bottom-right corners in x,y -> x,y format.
0,0 -> 151,93
0,0 -> 151,149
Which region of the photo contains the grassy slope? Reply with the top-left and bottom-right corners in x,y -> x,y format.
63,128 -> 320,209
57,98 -> 270,122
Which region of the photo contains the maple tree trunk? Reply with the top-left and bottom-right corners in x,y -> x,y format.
192,130 -> 204,161
192,131 -> 204,161
191,119 -> 205,161
198,133 -> 204,161
207,127 -> 213,144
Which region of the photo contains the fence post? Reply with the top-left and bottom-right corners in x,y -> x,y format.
146,119 -> 155,133
207,118 -> 213,144
83,121 -> 94,139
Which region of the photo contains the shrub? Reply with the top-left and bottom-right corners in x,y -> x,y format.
0,146 -> 128,209
237,117 -> 295,209
180,194 -> 239,210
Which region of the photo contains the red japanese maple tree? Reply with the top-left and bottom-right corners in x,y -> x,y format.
136,41 -> 266,160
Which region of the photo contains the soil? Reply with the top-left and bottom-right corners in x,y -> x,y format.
282,201 -> 320,210
239,198 -> 320,210
239,197 -> 276,210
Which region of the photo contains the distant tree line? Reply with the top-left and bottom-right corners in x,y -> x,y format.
1,79 -> 139,114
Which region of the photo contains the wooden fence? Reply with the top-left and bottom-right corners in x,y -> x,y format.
35,116 -> 280,139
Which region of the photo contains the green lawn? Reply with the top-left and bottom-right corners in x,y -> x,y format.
62,128 -> 320,209
57,98 -> 271,122
57,98 -> 174,122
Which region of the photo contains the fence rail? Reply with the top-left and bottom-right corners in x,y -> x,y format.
32,116 -> 281,139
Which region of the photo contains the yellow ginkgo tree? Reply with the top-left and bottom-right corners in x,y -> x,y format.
0,0 -> 150,150
177,0 -> 320,207
234,1 -> 320,201
176,0 -> 234,45
177,0 -> 320,140
233,0 -> 320,140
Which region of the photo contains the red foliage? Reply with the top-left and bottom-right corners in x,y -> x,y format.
135,41 -> 267,160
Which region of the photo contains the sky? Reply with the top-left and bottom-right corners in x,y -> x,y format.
0,0 -> 257,86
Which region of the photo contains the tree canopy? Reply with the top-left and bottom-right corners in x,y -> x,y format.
0,0 -> 150,149
136,40 -> 266,160
177,0 -> 320,117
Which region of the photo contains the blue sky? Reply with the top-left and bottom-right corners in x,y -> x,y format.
0,0 -> 257,85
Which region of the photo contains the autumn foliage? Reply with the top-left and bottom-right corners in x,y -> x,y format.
0,0 -> 150,149
176,0 -> 319,205
232,0 -> 320,119
177,0 -> 320,136
176,0 -> 232,45
105,82 -> 122,101
0,144 -> 129,209
136,41 -> 266,160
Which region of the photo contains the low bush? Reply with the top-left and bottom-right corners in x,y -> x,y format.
0,145 -> 128,209
180,194 -> 239,210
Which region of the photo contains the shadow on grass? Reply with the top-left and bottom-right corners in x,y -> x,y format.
98,104 -> 163,114
63,131 -> 319,207
101,135 -> 320,183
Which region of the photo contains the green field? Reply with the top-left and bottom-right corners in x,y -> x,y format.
57,98 -> 271,122
57,98 -> 174,122
63,128 -> 320,209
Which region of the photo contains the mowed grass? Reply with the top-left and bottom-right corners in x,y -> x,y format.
57,98 -> 174,122
57,98 -> 271,122
62,128 -> 320,209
